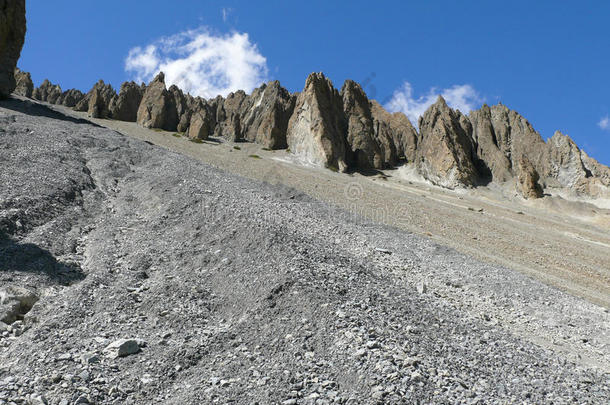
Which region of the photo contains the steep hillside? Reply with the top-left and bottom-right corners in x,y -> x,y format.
0,97 -> 608,404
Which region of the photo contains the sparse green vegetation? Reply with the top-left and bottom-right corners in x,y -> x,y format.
262,147 -> 272,151
172,133 -> 182,138
233,146 -> 241,150
248,154 -> 262,159
190,138 -> 204,144
286,148 -> 291,153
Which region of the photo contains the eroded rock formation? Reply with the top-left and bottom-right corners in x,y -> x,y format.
87,80 -> 116,119
109,81 -> 144,122
416,97 -> 479,188
241,81 -> 295,149
516,156 -> 543,199
17,66 -> 609,198
137,72 -> 177,131
286,72 -> 349,172
13,67 -> 32,98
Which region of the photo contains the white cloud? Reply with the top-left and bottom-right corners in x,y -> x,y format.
598,115 -> 609,130
385,82 -> 482,126
222,8 -> 233,22
125,27 -> 268,98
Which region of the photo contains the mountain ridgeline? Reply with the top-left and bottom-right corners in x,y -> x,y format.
14,70 -> 610,199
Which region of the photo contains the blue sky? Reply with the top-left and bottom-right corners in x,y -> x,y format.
20,0 -> 610,165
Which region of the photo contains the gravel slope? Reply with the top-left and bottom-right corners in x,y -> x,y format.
56,103 -> 610,308
0,98 -> 608,404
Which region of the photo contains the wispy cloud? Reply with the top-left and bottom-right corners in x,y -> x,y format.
385,82 -> 482,125
125,27 -> 268,98
598,115 -> 609,130
222,8 -> 233,23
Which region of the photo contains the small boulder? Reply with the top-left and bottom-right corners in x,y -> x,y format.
103,338 -> 146,358
0,286 -> 38,324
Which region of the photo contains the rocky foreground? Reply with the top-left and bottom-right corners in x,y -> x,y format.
1,98 -> 609,404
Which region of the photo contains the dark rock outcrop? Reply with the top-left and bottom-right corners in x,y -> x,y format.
58,89 -> 85,108
13,68 -> 33,98
370,101 -> 418,164
169,85 -> 190,133
137,72 -> 178,131
187,99 -> 215,140
0,0 -> 26,98
109,81 -> 144,122
286,73 -> 349,172
240,81 -> 295,149
215,90 -> 248,141
86,80 -> 116,119
340,80 -> 384,169
73,94 -> 89,112
32,79 -> 62,104
469,105 -> 513,182
416,97 -> 479,188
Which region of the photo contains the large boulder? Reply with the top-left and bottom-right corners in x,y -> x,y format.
0,0 -> 26,98
137,72 -> 178,131
286,72 -> 349,172
416,97 -> 479,188
32,79 -> 62,104
0,286 -> 38,325
87,80 -> 116,119
241,81 -> 296,149
13,67 -> 33,98
340,80 -> 384,169
370,100 -> 418,164
109,81 -> 144,122
516,156 -> 543,199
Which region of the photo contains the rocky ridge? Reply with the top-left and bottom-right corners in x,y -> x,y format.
14,69 -> 610,200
